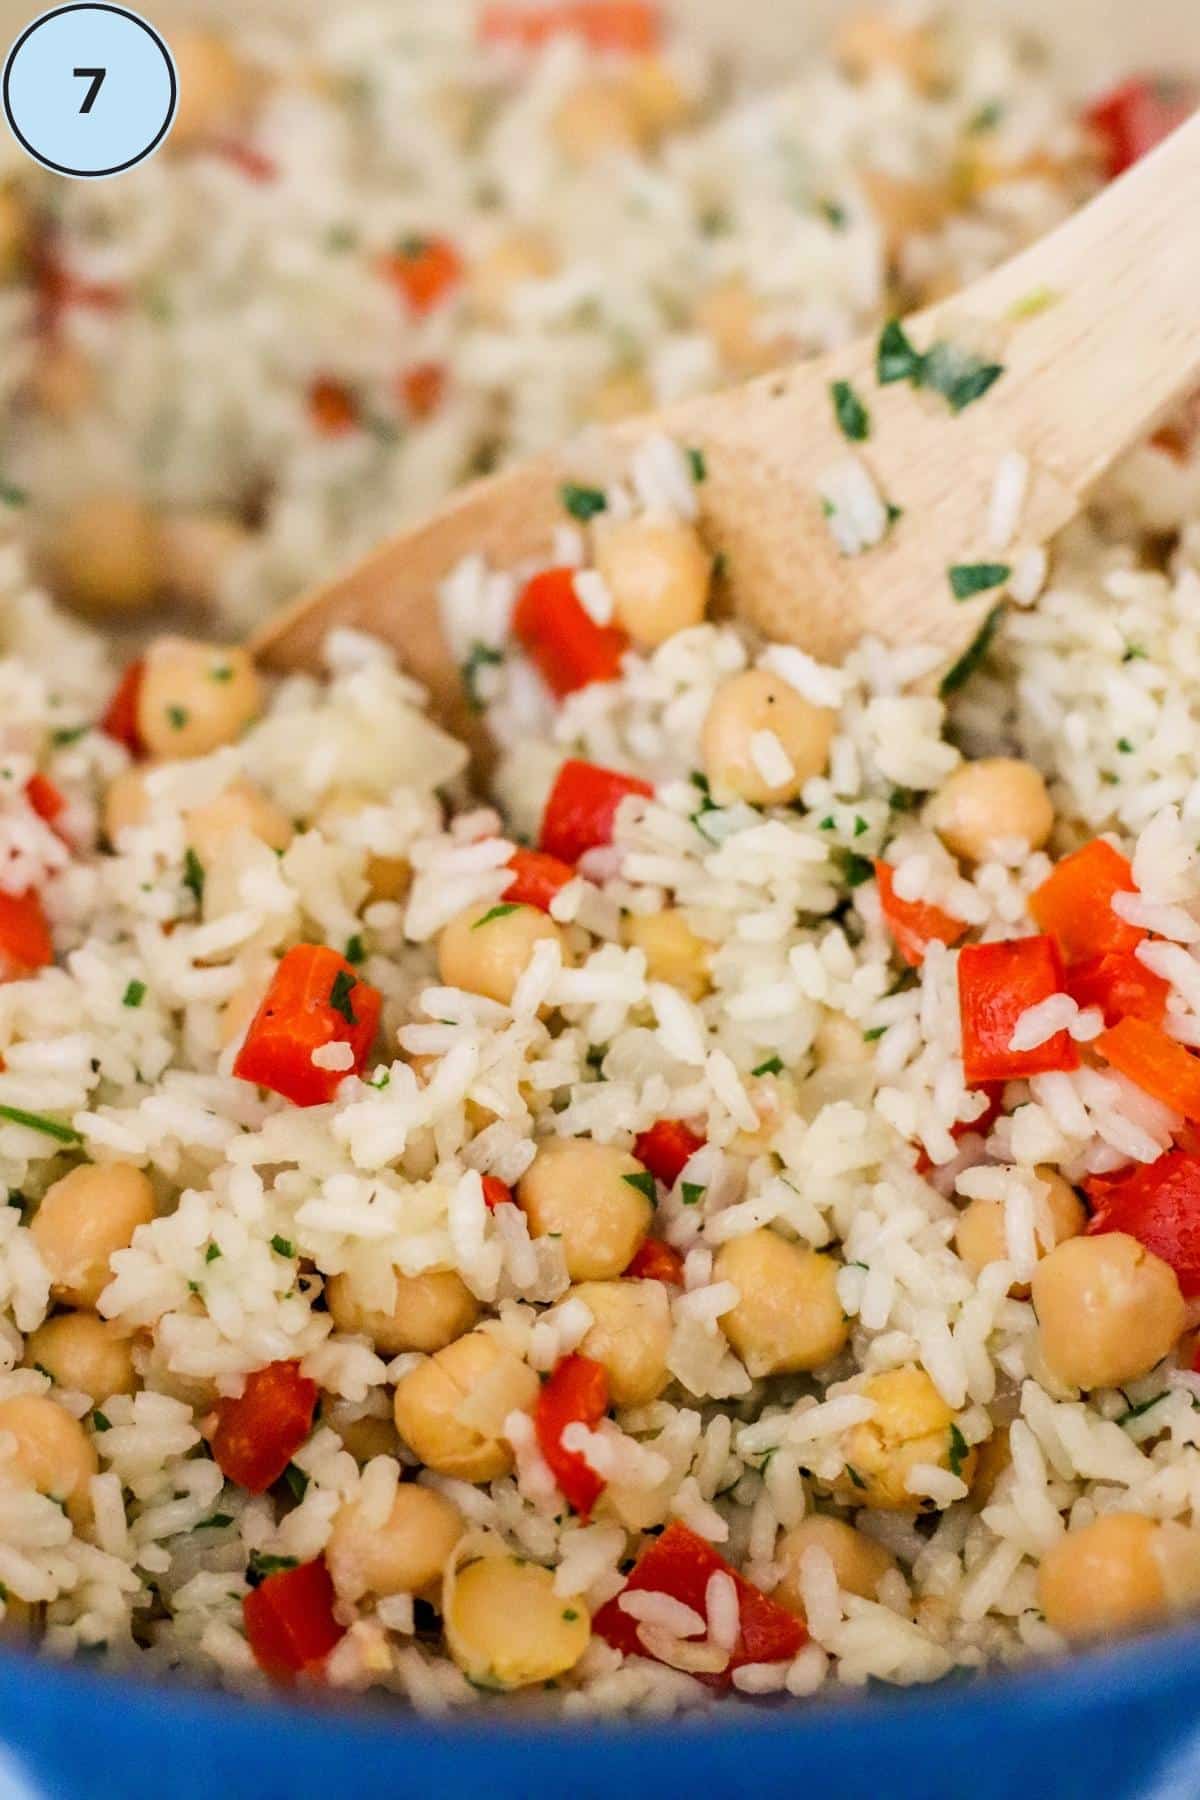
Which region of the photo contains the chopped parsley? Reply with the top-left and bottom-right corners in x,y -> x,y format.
835,849 -> 874,887
1116,1392 -> 1168,1428
819,198 -> 847,230
830,378 -> 871,442
460,640 -> 503,713
623,1170 -> 657,1205
282,1464 -> 309,1503
182,849 -> 205,905
472,902 -> 522,930
0,480 -> 28,509
345,933 -> 366,966
876,319 -> 1004,413
205,1243 -> 221,1264
328,969 -> 358,1025
51,726 -> 86,747
752,1056 -> 784,1077
853,815 -> 869,838
209,664 -> 234,684
0,1105 -> 81,1144
947,1422 -> 969,1479
876,318 -> 924,386
562,1608 -> 580,1622
369,1069 -> 391,1091
687,447 -> 707,482
585,1043 -> 608,1072
122,979 -> 147,1008
199,1512 -> 235,1530
948,562 -> 1010,602
1007,285 -> 1060,321
939,604 -> 1004,696
166,705 -> 189,731
91,1410 -> 111,1432
966,99 -> 1004,133
1117,737 -> 1134,754
845,1464 -> 867,1491
247,1551 -> 299,1586
680,1182 -> 706,1206
560,482 -> 608,522
863,1026 -> 887,1042
270,1235 -> 296,1259
1123,644 -> 1148,662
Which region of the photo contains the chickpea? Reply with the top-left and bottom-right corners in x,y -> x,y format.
714,1231 -> 847,1378
137,639 -> 261,761
774,1514 -> 897,1611
586,368 -> 653,425
469,232 -> 556,325
860,168 -> 953,264
0,1394 -> 97,1529
51,494 -> 159,618
1037,1513 -> 1188,1641
694,279 -> 785,378
553,79 -> 642,164
393,1329 -> 539,1482
446,1554 -> 589,1689
572,1279 -> 672,1406
326,1265 -> 480,1356
437,900 -> 566,1009
314,787 -> 410,905
518,1138 -> 652,1281
955,1169 -> 1086,1296
29,341 -> 96,420
326,1482 -> 464,1604
836,11 -> 941,91
157,510 -> 251,610
103,765 -> 154,843
623,908 -> 711,1000
185,781 -> 293,864
1032,1232 -> 1185,1391
169,31 -> 247,149
837,1366 -> 976,1510
926,758 -> 1053,864
594,518 -> 711,651
624,57 -> 692,140
701,670 -> 835,806
31,1162 -> 155,1309
24,1313 -> 136,1402
336,1413 -> 399,1463
0,184 -> 29,282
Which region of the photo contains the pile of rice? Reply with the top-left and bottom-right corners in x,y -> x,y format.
0,0 -> 1199,1721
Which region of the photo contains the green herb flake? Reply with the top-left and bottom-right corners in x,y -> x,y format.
1117,737 -> 1134,754
247,1551 -> 299,1585
472,902 -> 522,931
830,378 -> 871,442
687,447 -> 707,483
209,664 -> 234,684
369,1069 -> 391,1091
966,99 -> 1004,133
328,968 -> 358,1025
863,1026 -> 886,1042
0,480 -> 29,509
182,849 -> 205,905
752,1056 -> 784,1077
91,1410 -> 111,1432
199,1512 -> 235,1530
948,561 -> 1011,602
345,933 -> 366,966
186,1279 -> 201,1296
205,1243 -> 221,1264
560,482 -> 608,523
947,1422 -> 968,1479
585,1043 -> 608,1072
51,726 -> 86,747
0,1105 -> 81,1144
939,604 -> 1005,697
562,1608 -> 580,1623
885,499 -> 904,531
460,640 -> 503,713
122,979 -> 147,1009
623,1170 -> 657,1205
271,1235 -> 296,1259
876,318 -> 924,386
820,198 -> 847,230
1116,1392 -> 1168,1428
836,850 -> 874,888
845,1464 -> 867,1491
282,1464 -> 309,1503
1123,644 -> 1148,662
166,705 -> 190,731
1007,285 -> 1060,321
680,1182 -> 706,1206
853,815 -> 869,838
876,319 -> 1003,413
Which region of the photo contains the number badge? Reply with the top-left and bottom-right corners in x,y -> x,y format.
3,3 -> 177,178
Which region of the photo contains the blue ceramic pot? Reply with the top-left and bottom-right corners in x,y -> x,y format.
2,1620 -> 1199,1800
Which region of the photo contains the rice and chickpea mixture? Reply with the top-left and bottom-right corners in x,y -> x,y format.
1,0 -> 1200,1716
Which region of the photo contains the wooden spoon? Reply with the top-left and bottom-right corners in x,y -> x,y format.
254,112 -> 1200,749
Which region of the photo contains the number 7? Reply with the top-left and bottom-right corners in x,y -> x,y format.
72,67 -> 106,113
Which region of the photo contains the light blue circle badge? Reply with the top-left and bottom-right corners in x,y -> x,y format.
3,3 -> 176,178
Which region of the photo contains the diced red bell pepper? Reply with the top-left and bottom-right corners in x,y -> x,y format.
874,860 -> 965,968
593,1520 -> 805,1688
1085,78 -> 1195,180
957,935 -> 1079,1085
540,759 -> 653,864
1086,1149 -> 1200,1296
0,891 -> 53,981
1030,839 -> 1142,964
308,377 -> 358,437
624,1237 -> 685,1285
378,236 -> 463,314
34,247 -> 124,332
1064,951 -> 1169,1029
503,847 -> 576,912
243,1556 -> 345,1682
479,1 -> 660,52
101,661 -> 145,753
535,1353 -> 609,1519
399,360 -> 446,419
211,1359 -> 318,1494
914,1082 -> 1005,1174
481,1174 -> 514,1211
1095,1016 -> 1200,1121
512,566 -> 628,700
26,774 -> 66,827
233,945 -> 382,1107
633,1118 -> 704,1187
205,138 -> 278,182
